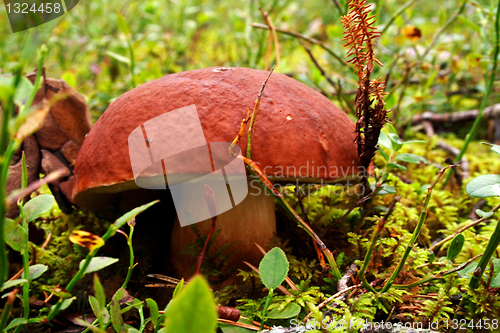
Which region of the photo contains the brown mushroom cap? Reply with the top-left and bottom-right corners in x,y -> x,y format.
73,67 -> 363,215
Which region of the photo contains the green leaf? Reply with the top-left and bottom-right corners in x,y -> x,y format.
4,218 -> 27,252
259,247 -> 289,290
378,131 -> 393,151
490,144 -> 500,156
21,152 -> 27,189
457,15 -> 481,33
0,279 -> 27,291
377,184 -> 396,195
378,146 -> 389,161
105,51 -> 131,65
80,257 -> 119,274
28,264 -> 48,280
490,259 -> 500,288
111,290 -> 126,333
466,174 -> 500,198
23,194 -> 55,222
4,318 -> 27,331
447,234 -> 465,261
113,201 -> 158,230
43,286 -> 72,298
94,275 -> 106,310
146,298 -> 159,330
116,10 -> 131,36
387,162 -> 407,172
266,303 -> 301,319
91,274 -> 109,327
172,278 -> 184,299
394,153 -> 427,164
457,262 -> 478,279
476,209 -> 494,219
388,133 -> 403,152
60,297 -> 76,310
14,76 -> 35,107
61,71 -> 77,88
163,275 -> 217,333
74,318 -> 108,333
428,250 -> 435,263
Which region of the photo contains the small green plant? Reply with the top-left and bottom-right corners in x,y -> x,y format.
258,247 -> 300,330
450,142 -> 500,328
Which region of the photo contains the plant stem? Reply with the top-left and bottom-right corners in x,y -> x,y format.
0,69 -> 22,289
127,38 -> 136,88
0,289 -> 18,332
381,165 -> 455,293
121,224 -> 136,290
358,198 -> 399,293
380,0 -> 421,37
445,0 -> 498,184
260,289 -> 273,331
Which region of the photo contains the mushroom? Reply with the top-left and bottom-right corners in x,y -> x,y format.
72,67 -> 364,277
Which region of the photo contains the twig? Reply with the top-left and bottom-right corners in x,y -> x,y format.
251,23 -> 347,66
337,262 -> 359,303
259,8 -> 280,71
6,169 -> 66,206
422,120 -> 469,180
299,41 -> 355,114
393,254 -> 483,289
411,104 -> 500,124
430,202 -> 500,253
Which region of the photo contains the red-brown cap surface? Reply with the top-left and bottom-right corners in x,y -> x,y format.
73,67 -> 364,214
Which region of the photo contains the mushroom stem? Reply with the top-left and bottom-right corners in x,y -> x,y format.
170,180 -> 276,278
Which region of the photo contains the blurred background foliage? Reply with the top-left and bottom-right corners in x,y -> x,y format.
0,0 -> 498,129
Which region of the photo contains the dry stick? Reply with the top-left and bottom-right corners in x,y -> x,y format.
252,23 -> 347,67
336,262 -> 359,303
299,41 -> 355,114
303,284 -> 362,322
295,187 -> 327,267
381,165 -> 456,293
430,202 -> 500,253
422,120 -> 469,180
217,318 -> 261,331
194,185 -> 217,276
412,104 -> 500,124
259,8 -> 280,71
392,254 -> 483,289
229,67 -> 343,280
295,186 -> 327,269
